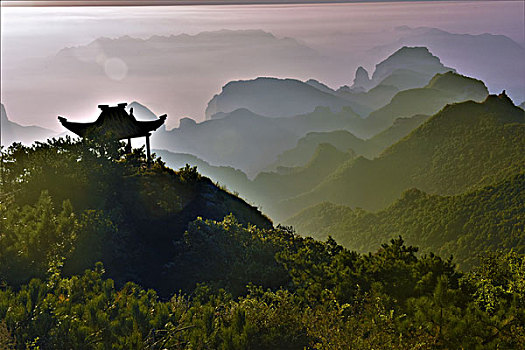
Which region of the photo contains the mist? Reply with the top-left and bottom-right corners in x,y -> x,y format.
1,1 -> 524,130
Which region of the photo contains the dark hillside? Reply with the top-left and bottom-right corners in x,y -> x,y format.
1,139 -> 271,296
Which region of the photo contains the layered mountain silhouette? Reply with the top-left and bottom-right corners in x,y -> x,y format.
370,27 -> 525,102
4,29 -> 327,128
153,106 -> 362,176
350,46 -> 454,91
335,84 -> 400,115
137,65 -> 492,190
205,47 -> 472,129
1,103 -> 57,146
246,143 -> 355,205
269,114 -> 428,170
205,77 -> 371,119
359,71 -> 488,137
275,93 -> 524,220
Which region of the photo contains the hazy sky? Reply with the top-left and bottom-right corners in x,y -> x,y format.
1,1 -> 524,129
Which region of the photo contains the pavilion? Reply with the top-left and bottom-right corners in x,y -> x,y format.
58,103 -> 166,162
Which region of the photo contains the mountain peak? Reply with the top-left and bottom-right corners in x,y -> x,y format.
1,103 -> 8,124
482,91 -> 520,110
425,71 -> 488,98
351,66 -> 372,91
179,117 -> 197,128
392,46 -> 432,56
126,101 -> 158,121
372,46 -> 452,84
497,90 -> 513,103
206,77 -> 366,120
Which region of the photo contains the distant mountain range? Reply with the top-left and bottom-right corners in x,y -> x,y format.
359,46 -> 454,91
1,103 -> 57,147
154,111 -> 427,210
207,46 -> 455,121
206,77 -> 370,119
3,29 -> 328,129
155,92 -> 524,228
5,45 -> 500,187
140,55 -> 492,178
370,26 -> 525,102
268,114 -> 429,170
204,48 -> 485,138
3,26 -> 523,130
152,105 -> 362,177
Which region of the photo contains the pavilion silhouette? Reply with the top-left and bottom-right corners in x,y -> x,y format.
58,103 -> 166,163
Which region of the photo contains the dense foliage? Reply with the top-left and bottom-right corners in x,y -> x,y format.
1,127 -> 523,348
0,225 -> 523,349
0,138 -> 270,295
287,172 -> 524,270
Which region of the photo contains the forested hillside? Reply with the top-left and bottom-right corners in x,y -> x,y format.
286,172 -> 524,270
279,93 -> 524,219
269,113 -> 428,169
1,136 -> 524,348
360,71 -> 488,136
0,139 -> 270,296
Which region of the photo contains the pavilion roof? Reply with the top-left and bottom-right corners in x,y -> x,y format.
58,103 -> 166,140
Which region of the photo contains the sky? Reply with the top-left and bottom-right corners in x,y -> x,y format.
1,1 -> 524,129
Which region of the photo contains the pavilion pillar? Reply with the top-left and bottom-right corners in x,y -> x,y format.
125,138 -> 132,154
146,133 -> 151,165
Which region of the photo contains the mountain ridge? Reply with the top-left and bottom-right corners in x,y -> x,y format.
276,92 -> 524,220
1,103 -> 58,146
